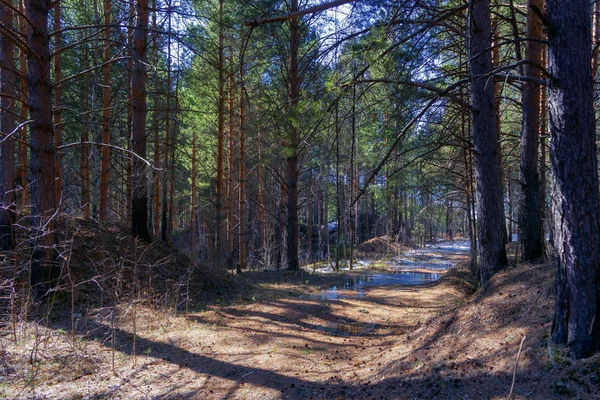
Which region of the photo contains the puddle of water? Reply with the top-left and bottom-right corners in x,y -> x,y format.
313,259 -> 372,274
318,321 -> 380,336
343,272 -> 442,288
305,240 -> 469,301
308,272 -> 441,301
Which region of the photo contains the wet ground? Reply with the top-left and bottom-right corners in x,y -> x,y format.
5,240 -> 476,400
310,240 -> 469,301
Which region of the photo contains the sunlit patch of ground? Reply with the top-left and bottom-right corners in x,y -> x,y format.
2,242 -> 598,399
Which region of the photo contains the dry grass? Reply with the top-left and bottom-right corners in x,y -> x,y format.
1,224 -> 599,399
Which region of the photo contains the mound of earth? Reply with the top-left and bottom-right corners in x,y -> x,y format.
368,263 -> 600,399
0,216 -> 233,312
355,236 -> 412,258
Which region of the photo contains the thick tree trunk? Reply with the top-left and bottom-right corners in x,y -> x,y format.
468,0 -> 507,283
130,0 -> 151,241
161,2 -> 172,244
99,0 -> 112,221
285,0 -> 300,270
0,0 -> 16,250
548,0 -> 600,358
519,0 -> 545,262
18,0 -> 28,211
592,0 -> 600,77
539,48 -> 547,237
25,0 -> 59,298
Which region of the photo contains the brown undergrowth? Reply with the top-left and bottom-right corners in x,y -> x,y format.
0,223 -> 598,399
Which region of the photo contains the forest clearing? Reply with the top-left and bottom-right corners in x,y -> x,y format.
2,0 -> 600,398
2,221 -> 598,399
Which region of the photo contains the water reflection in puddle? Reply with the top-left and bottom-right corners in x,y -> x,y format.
308,272 -> 441,300
303,240 -> 468,301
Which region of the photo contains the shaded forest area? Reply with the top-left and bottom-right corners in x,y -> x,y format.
1,0 -> 600,398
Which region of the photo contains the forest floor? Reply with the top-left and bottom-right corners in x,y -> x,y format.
1,223 -> 600,399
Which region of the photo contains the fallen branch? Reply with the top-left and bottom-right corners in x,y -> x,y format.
508,334 -> 527,400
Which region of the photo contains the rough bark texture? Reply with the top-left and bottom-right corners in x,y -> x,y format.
285,0 -> 300,270
25,0 -> 59,297
0,0 -> 16,250
18,0 -> 28,211
130,0 -> 151,241
468,0 -> 507,283
519,0 -> 545,262
99,0 -> 112,221
547,0 -> 600,358
161,2 -> 172,244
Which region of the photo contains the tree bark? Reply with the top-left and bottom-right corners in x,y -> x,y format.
25,0 -> 59,298
285,0 -> 300,270
53,0 -> 62,207
161,1 -> 172,244
190,130 -> 197,265
239,56 -> 247,271
130,0 -> 151,241
18,0 -> 28,211
215,0 -> 225,266
81,41 -> 91,218
0,0 -> 16,250
99,0 -> 112,221
548,0 -> 600,358
519,0 -> 545,262
468,0 -> 507,283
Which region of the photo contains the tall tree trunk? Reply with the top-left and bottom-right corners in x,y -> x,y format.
334,103 -> 341,271
190,131 -> 197,265
126,0 -> 133,223
0,0 -> 16,250
257,119 -> 266,260
151,2 -> 160,237
539,48 -> 547,240
307,169 -> 313,263
130,0 -> 151,241
18,0 -> 28,211
227,48 -> 235,269
548,0 -> 600,358
592,0 -> 600,77
168,74 -> 178,243
161,1 -> 172,244
25,0 -> 59,298
491,4 -> 508,244
239,60 -> 247,272
519,0 -> 545,262
468,0 -> 507,283
99,0 -> 112,221
506,166 -> 513,241
285,0 -> 300,270
81,42 -> 91,218
215,0 -> 225,266
53,0 -> 62,206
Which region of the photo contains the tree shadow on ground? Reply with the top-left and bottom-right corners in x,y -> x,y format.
67,318 -> 556,399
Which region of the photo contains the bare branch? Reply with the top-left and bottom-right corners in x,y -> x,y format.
244,0 -> 355,27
